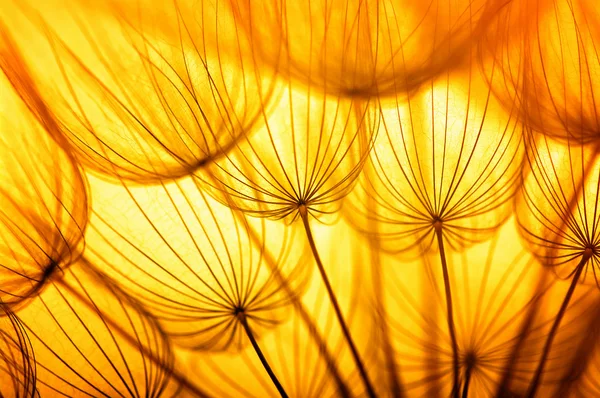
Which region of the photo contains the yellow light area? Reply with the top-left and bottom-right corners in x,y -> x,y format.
1,0 -> 600,397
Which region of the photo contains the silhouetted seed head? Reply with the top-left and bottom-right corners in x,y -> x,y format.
346,66 -> 524,256
386,225 -> 547,396
202,78 -> 377,223
0,0 -> 277,184
86,175 -> 310,352
20,264 -> 179,397
517,130 -> 600,285
233,0 -> 508,99
0,70 -> 88,310
3,0 -> 600,396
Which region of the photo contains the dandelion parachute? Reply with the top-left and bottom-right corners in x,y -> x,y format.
0,0 -> 599,396
0,67 -> 88,309
0,0 -> 275,183
232,0 -> 506,98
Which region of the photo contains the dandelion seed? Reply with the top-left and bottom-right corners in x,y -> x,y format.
232,0 -> 506,98
202,80 -> 375,222
199,69 -> 380,395
15,263 -> 183,397
383,222 -> 594,397
0,72 -> 88,310
85,174 -> 311,396
516,127 -> 600,396
0,0 -> 275,183
183,220 -> 376,397
0,304 -> 38,397
345,60 -> 524,396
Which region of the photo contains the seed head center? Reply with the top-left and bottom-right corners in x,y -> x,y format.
432,217 -> 443,231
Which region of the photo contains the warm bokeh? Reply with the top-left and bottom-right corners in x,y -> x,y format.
1,0 -> 600,397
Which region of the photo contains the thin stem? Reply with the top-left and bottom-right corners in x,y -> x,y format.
422,254 -> 443,397
526,251 -> 591,398
238,313 -> 288,398
299,206 -> 377,398
434,224 -> 460,398
494,270 -> 550,398
462,362 -> 474,398
239,209 -> 351,397
554,303 -> 600,397
367,186 -> 403,397
208,175 -> 350,396
370,236 -> 404,397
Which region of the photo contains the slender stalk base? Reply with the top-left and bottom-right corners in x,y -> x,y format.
370,237 -> 403,397
526,252 -> 591,398
238,313 -> 288,398
299,206 -> 376,398
462,362 -> 473,398
366,176 -> 402,396
237,207 -> 350,397
434,225 -> 460,398
554,302 -> 600,397
494,270 -> 550,398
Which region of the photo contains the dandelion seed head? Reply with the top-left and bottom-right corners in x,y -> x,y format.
346,69 -> 523,255
234,0 -> 508,98
2,0 -> 600,395
85,174 -> 310,352
202,80 -> 377,223
518,129 -> 600,285
0,70 -> 88,309
0,0 -> 277,184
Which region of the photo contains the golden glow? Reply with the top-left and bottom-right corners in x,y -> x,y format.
1,0 -> 600,397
